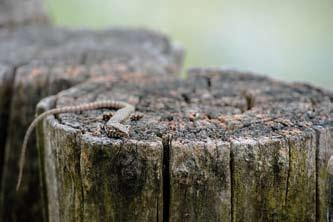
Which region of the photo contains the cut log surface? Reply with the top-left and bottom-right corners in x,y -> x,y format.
0,26 -> 183,222
39,68 -> 332,221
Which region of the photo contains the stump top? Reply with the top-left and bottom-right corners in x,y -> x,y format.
0,26 -> 183,74
52,68 -> 333,144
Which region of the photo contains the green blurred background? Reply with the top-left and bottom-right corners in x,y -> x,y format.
45,0 -> 332,89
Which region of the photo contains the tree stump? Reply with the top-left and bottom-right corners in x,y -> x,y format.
38,68 -> 332,221
0,0 -> 49,27
0,26 -> 183,222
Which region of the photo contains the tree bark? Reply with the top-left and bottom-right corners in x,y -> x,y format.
0,26 -> 183,222
38,68 -> 332,221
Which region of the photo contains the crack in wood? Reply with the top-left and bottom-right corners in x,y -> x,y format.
0,65 -> 15,187
229,142 -> 234,222
285,139 -> 291,208
314,128 -> 320,221
162,134 -> 172,222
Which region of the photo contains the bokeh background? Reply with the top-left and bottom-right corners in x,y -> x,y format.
45,0 -> 332,89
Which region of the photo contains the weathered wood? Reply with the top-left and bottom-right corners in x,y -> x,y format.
188,68 -> 332,221
169,140 -> 231,221
38,68 -> 332,221
0,27 -> 183,222
0,65 -> 13,182
0,0 -> 49,27
314,125 -> 333,222
38,78 -> 168,222
230,137 -> 289,221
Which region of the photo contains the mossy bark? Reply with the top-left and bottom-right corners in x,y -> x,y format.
231,137 -> 290,221
169,139 -> 231,221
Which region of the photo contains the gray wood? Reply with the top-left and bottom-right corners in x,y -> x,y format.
0,27 -> 183,222
169,140 -> 231,221
314,126 -> 333,222
0,0 -> 49,27
37,68 -> 332,221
